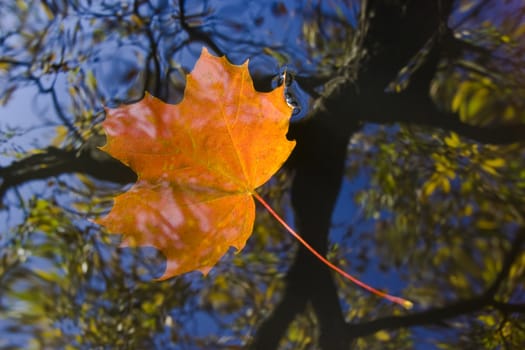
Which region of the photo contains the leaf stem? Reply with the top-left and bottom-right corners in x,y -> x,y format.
252,191 -> 413,309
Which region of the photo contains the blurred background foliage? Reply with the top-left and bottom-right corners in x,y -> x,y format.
0,0 -> 524,349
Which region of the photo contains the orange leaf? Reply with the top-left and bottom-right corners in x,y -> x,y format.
95,48 -> 295,280
95,48 -> 413,309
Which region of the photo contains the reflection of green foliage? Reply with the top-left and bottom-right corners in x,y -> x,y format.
355,328 -> 412,350
2,193 -> 192,348
437,310 -> 525,349
301,2 -> 363,75
432,7 -> 525,126
350,124 -> 524,347
279,307 -> 318,350
435,72 -> 525,125
1,0 -> 299,345
0,169 -> 295,348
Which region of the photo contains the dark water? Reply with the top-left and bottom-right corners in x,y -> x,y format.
1,1 -> 524,349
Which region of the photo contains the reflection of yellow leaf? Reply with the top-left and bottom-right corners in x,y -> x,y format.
467,88 -> 489,117
484,158 -> 505,168
480,77 -> 494,87
432,153 -> 449,166
51,125 -> 69,147
385,173 -> 395,189
422,173 -> 452,197
41,2 -> 54,19
459,97 -> 470,122
515,23 -> 525,37
441,176 -> 451,193
509,253 -> 525,279
130,14 -> 144,26
449,274 -> 468,289
375,330 -> 391,342
16,0 -> 28,11
422,176 -> 439,198
444,132 -> 461,148
435,162 -> 448,173
478,314 -> 496,327
33,269 -> 63,283
503,106 -> 516,121
481,164 -> 498,176
501,321 -> 512,338
480,157 -> 505,176
452,82 -> 471,112
263,47 -> 289,66
436,164 -> 455,180
458,0 -> 476,12
500,35 -> 511,43
288,323 -> 310,342
477,219 -> 498,230
461,180 -> 473,193
86,70 -> 97,91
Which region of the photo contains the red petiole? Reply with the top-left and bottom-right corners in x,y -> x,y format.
252,191 -> 413,310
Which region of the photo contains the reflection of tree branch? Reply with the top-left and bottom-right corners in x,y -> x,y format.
451,0 -> 492,29
492,302 -> 525,314
250,255 -> 309,349
143,22 -> 162,97
361,93 -> 525,144
345,227 -> 525,340
0,137 -> 136,201
251,251 -> 349,349
484,227 -> 525,298
179,0 -> 223,55
347,296 -> 487,338
308,8 -> 525,145
251,80 -> 358,349
48,83 -> 84,141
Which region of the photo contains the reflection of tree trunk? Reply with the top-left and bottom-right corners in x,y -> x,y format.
0,137 -> 136,200
289,115 -> 357,349
251,111 -> 357,349
252,1 -> 456,349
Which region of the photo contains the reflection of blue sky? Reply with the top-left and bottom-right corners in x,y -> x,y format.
0,87 -> 59,165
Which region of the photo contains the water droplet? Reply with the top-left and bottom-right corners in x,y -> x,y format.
285,73 -> 293,86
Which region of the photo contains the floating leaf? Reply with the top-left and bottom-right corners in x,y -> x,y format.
96,48 -> 295,279
95,48 -> 412,308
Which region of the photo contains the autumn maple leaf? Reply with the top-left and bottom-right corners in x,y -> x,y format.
95,47 -> 295,279
95,47 -> 412,309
